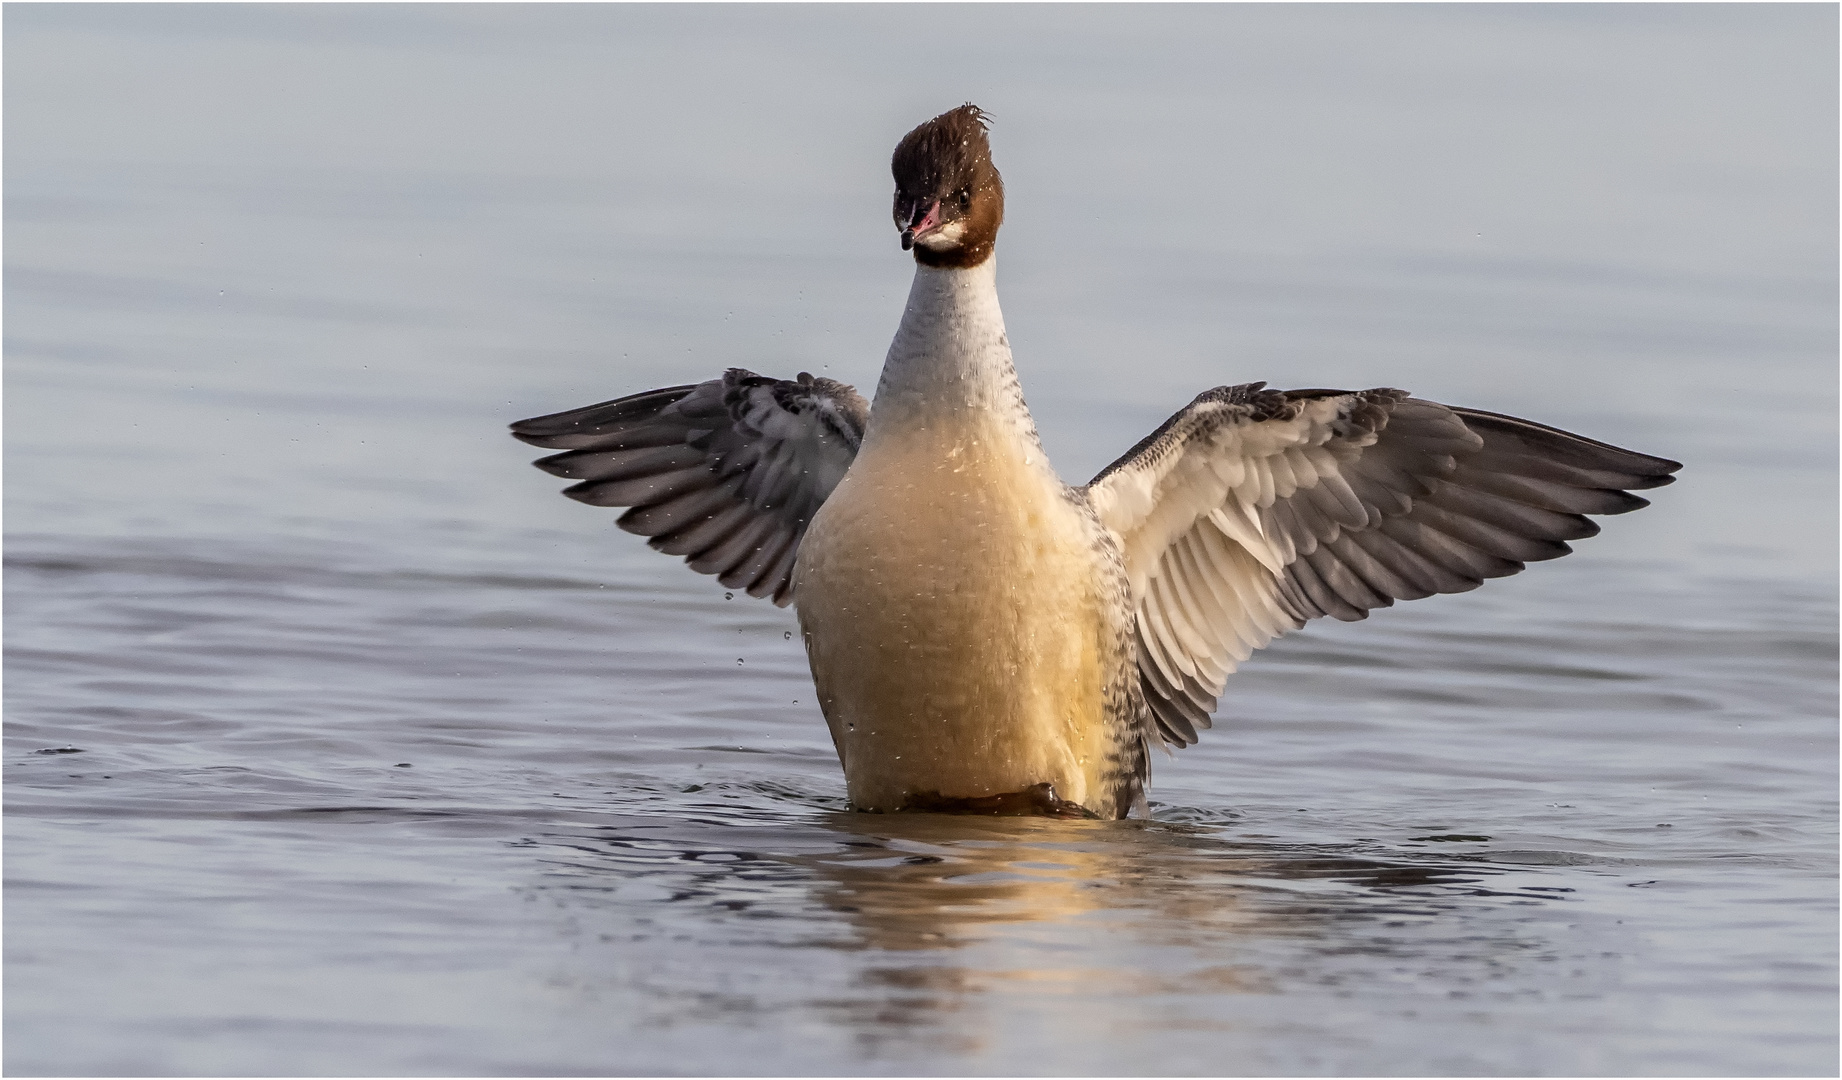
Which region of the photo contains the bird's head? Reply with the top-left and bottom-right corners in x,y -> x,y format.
890,104 -> 1004,269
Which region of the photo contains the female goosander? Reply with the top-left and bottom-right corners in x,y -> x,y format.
512,105 -> 1679,820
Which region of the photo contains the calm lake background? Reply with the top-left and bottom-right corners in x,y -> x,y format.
6,5 -> 1837,1076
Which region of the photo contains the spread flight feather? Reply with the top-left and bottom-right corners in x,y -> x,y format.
511,369 -> 868,606
1083,382 -> 1678,745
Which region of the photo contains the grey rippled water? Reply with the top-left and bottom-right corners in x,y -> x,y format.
6,6 -> 1837,1077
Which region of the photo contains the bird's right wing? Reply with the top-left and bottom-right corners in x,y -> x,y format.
511,368 -> 869,606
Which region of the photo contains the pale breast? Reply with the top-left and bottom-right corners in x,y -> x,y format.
793,419 -> 1125,813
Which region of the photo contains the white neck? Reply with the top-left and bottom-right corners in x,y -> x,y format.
869,259 -> 1042,448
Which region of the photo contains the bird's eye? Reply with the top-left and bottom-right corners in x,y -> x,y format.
958,190 -> 971,209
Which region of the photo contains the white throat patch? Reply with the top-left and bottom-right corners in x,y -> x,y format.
915,219 -> 968,250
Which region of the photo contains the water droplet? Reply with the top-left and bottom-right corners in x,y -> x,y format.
783,631 -> 793,640
736,658 -> 744,665
724,591 -> 733,600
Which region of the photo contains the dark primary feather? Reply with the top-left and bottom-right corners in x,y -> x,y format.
1090,385 -> 1680,747
511,368 -> 869,606
1267,399 -> 1679,625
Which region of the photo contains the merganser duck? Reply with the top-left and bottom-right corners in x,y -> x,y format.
512,105 -> 1680,820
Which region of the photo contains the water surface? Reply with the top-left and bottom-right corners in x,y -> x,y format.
6,6 -> 1836,1076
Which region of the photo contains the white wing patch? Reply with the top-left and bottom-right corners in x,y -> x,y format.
1090,394 -> 1374,599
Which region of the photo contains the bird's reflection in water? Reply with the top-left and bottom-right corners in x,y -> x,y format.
522,795 -> 1508,1056
800,809 -> 1493,947
789,811 -> 1277,1058
801,812 -> 1141,951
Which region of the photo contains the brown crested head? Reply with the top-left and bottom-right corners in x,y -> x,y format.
890,104 -> 1004,269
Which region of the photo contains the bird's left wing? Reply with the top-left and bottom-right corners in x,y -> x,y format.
511,368 -> 869,606
1084,383 -> 1680,747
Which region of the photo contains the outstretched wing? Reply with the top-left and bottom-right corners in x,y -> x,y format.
511,368 -> 869,606
1084,383 -> 1681,747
